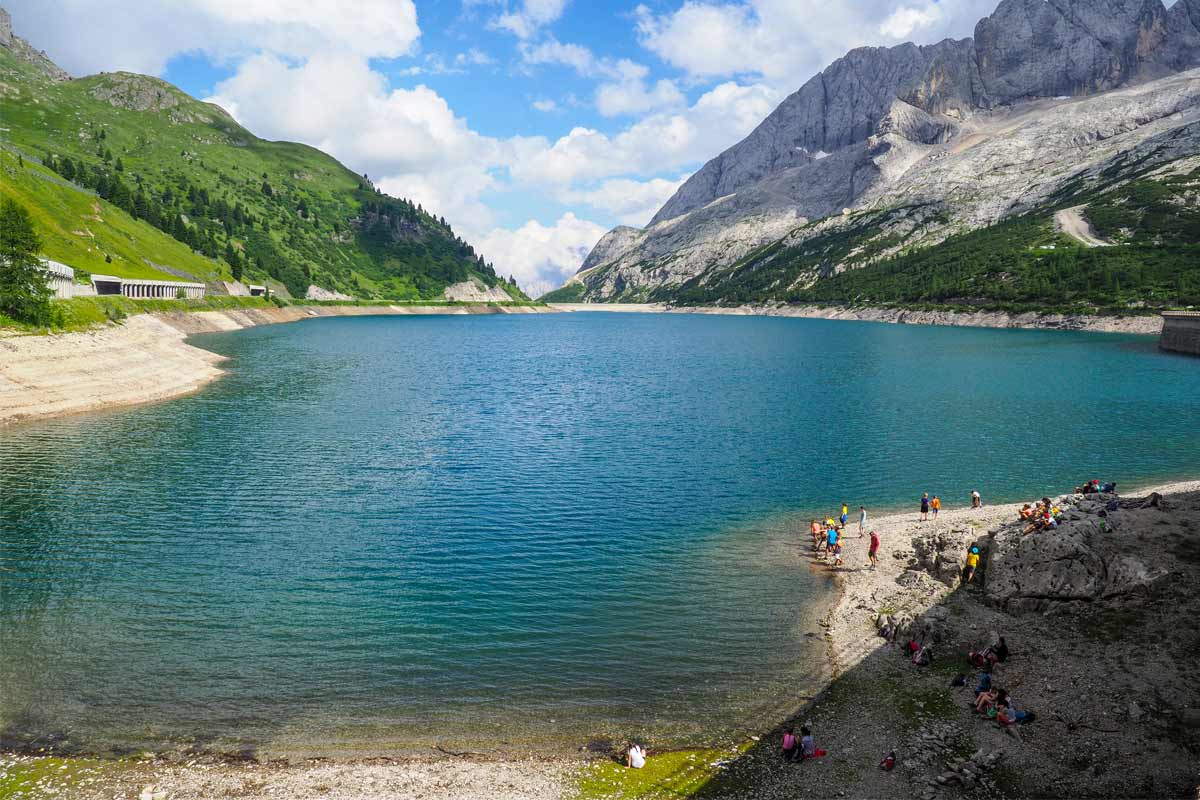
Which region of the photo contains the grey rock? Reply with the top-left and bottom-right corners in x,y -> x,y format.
566,0 -> 1200,303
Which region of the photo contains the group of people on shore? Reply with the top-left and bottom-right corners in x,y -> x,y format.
808,504 -> 878,570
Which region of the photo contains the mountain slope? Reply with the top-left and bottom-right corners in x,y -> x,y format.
556,0 -> 1200,308
0,8 -> 525,302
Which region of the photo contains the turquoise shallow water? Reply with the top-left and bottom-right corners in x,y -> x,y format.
1,313 -> 1198,755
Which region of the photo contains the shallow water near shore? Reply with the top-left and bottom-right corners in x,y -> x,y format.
2,313 -> 1198,756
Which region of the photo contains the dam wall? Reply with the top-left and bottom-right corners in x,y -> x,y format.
1160,312 -> 1200,356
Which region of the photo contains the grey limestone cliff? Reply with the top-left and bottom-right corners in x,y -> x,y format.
567,0 -> 1200,301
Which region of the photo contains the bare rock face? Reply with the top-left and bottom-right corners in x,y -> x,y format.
986,519 -> 1108,611
0,6 -> 70,82
568,0 -> 1200,302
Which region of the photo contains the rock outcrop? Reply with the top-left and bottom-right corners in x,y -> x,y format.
0,7 -> 70,82
984,493 -> 1169,612
567,0 -> 1200,302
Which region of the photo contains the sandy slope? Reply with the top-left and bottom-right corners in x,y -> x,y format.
1054,205 -> 1111,247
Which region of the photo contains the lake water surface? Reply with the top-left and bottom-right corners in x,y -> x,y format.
1,313 -> 1198,755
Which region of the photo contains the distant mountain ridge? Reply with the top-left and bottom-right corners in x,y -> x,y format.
0,7 -> 527,302
554,0 -> 1200,307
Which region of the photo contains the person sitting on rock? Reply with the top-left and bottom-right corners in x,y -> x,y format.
781,727 -> 798,761
1019,503 -> 1034,520
975,686 -> 1001,715
985,636 -> 1009,664
799,726 -> 818,760
912,643 -> 934,667
973,670 -> 992,698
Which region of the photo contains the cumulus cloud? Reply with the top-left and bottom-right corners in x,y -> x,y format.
509,81 -> 782,188
3,0 -> 420,75
564,175 -> 691,226
634,0 -> 995,87
493,0 -> 570,39
532,98 -> 560,112
594,61 -> 685,117
477,213 -> 608,298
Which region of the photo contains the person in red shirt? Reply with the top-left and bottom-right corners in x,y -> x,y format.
867,530 -> 880,570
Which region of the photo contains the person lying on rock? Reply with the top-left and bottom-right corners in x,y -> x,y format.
997,693 -> 1034,726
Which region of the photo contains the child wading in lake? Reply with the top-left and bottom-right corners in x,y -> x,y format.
867,530 -> 880,570
920,493 -> 930,521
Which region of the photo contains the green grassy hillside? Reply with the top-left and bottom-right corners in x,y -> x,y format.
0,40 -> 526,301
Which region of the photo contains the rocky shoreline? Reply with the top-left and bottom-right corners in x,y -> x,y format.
0,303 -> 553,426
5,479 -> 1197,798
549,302 -> 1164,335
702,478 -> 1200,799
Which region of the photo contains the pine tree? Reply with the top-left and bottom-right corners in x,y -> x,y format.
0,198 -> 52,325
115,157 -> 125,172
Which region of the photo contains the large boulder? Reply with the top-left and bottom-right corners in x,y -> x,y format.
985,518 -> 1108,611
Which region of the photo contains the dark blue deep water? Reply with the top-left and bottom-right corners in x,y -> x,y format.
1,313 -> 1198,754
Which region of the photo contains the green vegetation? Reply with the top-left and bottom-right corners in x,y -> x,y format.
0,47 -> 528,302
647,162 -> 1200,314
0,197 -> 52,325
573,748 -> 737,800
539,282 -> 587,302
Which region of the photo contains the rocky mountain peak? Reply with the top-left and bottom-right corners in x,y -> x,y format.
640,0 -> 1200,231
0,5 -> 71,82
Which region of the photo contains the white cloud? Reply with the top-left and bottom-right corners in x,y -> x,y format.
634,0 -> 996,87
509,81 -> 782,188
455,47 -> 496,67
594,60 -> 685,117
564,175 -> 691,226
532,98 -> 559,112
493,0 -> 569,39
477,213 -> 608,298
3,0 -> 420,75
879,4 -> 943,38
519,37 -> 607,76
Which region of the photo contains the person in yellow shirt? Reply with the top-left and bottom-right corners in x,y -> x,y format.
964,546 -> 981,583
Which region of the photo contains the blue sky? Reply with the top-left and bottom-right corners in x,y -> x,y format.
8,0 -> 997,296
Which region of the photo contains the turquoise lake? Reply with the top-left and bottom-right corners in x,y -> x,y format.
1,312 -> 1198,755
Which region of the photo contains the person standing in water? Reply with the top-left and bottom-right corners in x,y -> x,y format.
920,493 -> 930,521
858,506 -> 867,538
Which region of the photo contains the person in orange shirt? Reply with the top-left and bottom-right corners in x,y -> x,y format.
931,495 -> 941,518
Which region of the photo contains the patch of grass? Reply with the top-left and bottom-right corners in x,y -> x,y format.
0,756 -> 124,799
573,748 -> 739,800
0,295 -> 275,333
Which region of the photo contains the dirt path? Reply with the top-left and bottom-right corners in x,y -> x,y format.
1054,205 -> 1111,247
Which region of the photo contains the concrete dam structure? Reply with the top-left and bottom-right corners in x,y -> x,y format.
1160,311 -> 1200,356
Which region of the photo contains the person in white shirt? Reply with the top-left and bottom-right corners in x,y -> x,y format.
858,506 -> 867,537
627,744 -> 646,769
971,489 -> 982,508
